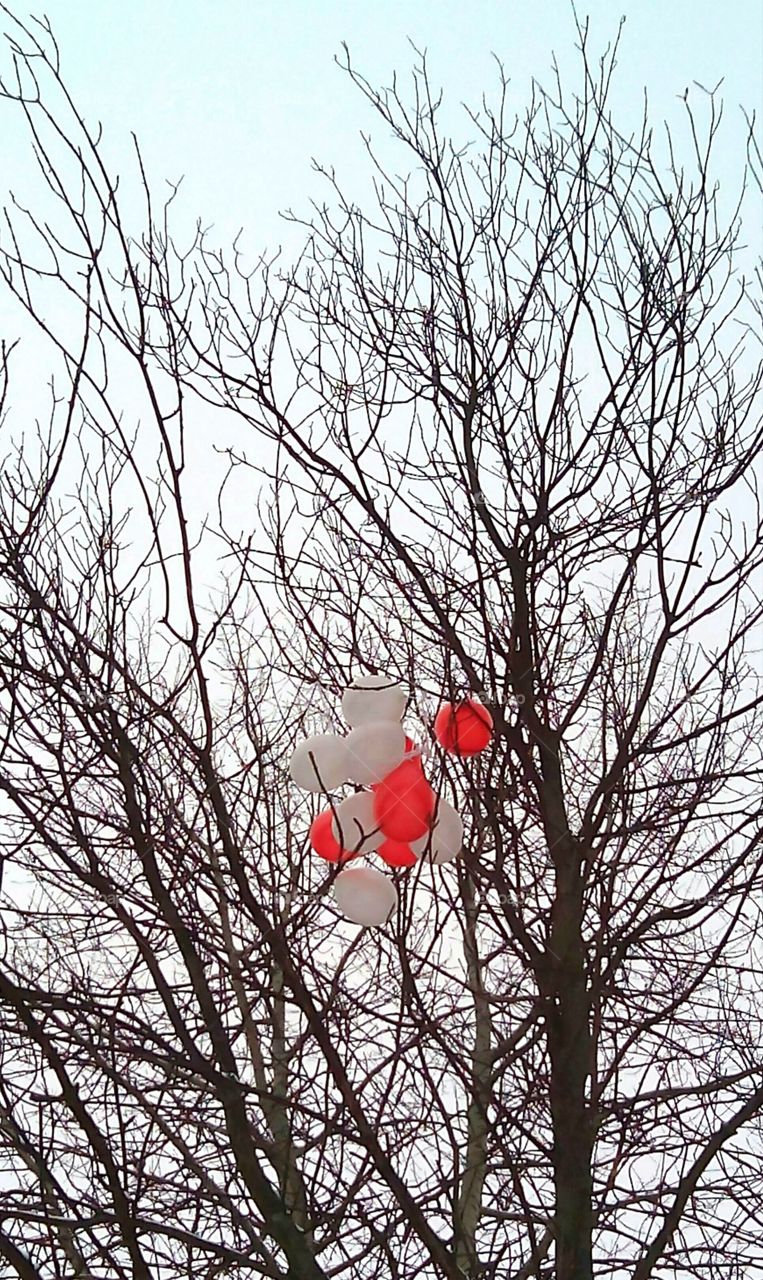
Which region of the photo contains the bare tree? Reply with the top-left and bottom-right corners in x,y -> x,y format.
0,7 -> 761,1279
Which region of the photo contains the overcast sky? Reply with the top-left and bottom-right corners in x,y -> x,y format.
0,0 -> 760,618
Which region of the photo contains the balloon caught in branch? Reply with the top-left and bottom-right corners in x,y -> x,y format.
345,721 -> 406,786
289,734 -> 350,792
342,674 -> 407,728
378,839 -> 417,868
288,674 -> 493,924
411,796 -> 463,864
309,811 -> 354,864
333,866 -> 398,926
373,758 -> 435,842
434,699 -> 493,757
331,790 -> 385,856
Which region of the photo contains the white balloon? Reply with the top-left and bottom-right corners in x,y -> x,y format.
342,674 -> 407,728
345,721 -> 406,786
331,791 -> 384,855
411,797 -> 463,864
288,735 -> 349,793
333,866 -> 398,926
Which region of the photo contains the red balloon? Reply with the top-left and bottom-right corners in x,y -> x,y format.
434,700 -> 493,757
309,810 -> 353,863
373,758 -> 435,842
371,740 -> 421,791
378,839 -> 417,868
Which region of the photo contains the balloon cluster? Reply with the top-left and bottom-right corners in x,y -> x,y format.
289,675 -> 493,926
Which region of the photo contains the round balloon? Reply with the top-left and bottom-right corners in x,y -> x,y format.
331,791 -> 384,855
289,734 -> 350,792
378,839 -> 417,868
434,700 -> 493,757
342,674 -> 407,728
373,758 -> 435,842
369,742 -> 423,791
333,866 -> 398,926
345,721 -> 406,786
411,796 -> 463,864
310,810 -> 354,863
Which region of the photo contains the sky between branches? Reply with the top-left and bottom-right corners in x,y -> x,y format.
2,0 -> 761,261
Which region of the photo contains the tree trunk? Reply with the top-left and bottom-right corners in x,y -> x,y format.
454,873 -> 492,1276
545,858 -> 593,1280
507,550 -> 595,1277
